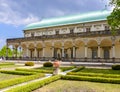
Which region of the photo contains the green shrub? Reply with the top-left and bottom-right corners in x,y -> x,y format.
0,74 -> 44,89
61,75 -> 120,84
43,62 -> 53,67
16,68 -> 53,73
6,75 -> 61,92
112,64 -> 120,70
71,66 -> 85,72
67,72 -> 120,78
25,62 -> 34,66
0,70 -> 36,75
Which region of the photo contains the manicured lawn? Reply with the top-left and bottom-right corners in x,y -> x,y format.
77,68 -> 120,74
33,80 -> 120,92
0,73 -> 23,81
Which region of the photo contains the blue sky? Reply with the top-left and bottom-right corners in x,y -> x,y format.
0,0 -> 111,49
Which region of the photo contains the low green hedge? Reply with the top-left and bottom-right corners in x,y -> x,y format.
0,74 -> 44,89
16,68 -> 53,73
43,62 -> 53,67
67,72 -> 120,78
61,75 -> 120,84
0,70 -> 36,75
71,66 -> 85,72
0,62 -> 14,66
25,62 -> 34,66
6,75 -> 61,92
112,64 -> 120,70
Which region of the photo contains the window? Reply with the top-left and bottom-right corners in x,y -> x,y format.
31,33 -> 34,37
92,49 -> 97,59
70,29 -> 74,33
56,30 -> 59,35
105,25 -> 109,31
86,27 -> 91,32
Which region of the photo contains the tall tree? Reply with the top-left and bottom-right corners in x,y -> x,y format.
0,46 -> 12,57
107,0 -> 120,35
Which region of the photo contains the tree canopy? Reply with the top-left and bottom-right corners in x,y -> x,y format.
0,46 -> 12,57
107,0 -> 120,35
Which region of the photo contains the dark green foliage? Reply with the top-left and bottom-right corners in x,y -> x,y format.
43,62 -> 53,67
6,75 -> 61,92
25,62 -> 34,66
0,70 -> 36,75
71,66 -> 85,72
0,74 -> 44,89
61,75 -> 120,84
112,64 -> 120,70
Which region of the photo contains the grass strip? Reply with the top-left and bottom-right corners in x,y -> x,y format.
0,73 -> 44,89
0,62 -> 14,66
6,75 -> 61,92
16,68 -> 53,73
71,66 -> 85,72
67,72 -> 120,78
61,75 -> 120,84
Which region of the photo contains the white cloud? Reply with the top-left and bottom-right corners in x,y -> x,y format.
0,0 -> 40,26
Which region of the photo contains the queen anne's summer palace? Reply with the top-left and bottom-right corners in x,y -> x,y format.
6,10 -> 120,62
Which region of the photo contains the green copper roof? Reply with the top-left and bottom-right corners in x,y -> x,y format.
24,10 -> 111,30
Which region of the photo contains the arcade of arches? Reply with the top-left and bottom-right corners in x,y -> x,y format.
7,36 -> 120,60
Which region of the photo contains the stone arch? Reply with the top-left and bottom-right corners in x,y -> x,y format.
100,39 -> 112,58
87,40 -> 98,58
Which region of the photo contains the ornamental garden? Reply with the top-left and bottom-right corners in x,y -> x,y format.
0,61 -> 119,92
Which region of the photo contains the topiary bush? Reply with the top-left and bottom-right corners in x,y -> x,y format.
25,62 -> 34,66
112,64 -> 120,70
43,62 -> 53,67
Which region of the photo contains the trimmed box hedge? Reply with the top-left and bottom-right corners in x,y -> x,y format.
6,75 -> 61,92
112,64 -> 120,70
0,73 -> 44,89
43,62 -> 53,67
25,62 -> 34,66
16,68 -> 53,73
0,70 -> 36,75
67,72 -> 120,78
61,75 -> 120,84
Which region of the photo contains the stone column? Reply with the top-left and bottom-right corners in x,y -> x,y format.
42,47 -> 45,57
98,45 -> 100,58
62,43 -> 64,58
85,45 -> 87,58
73,46 -> 75,58
34,47 -> 37,57
26,45 -> 29,57
52,42 -> 54,58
